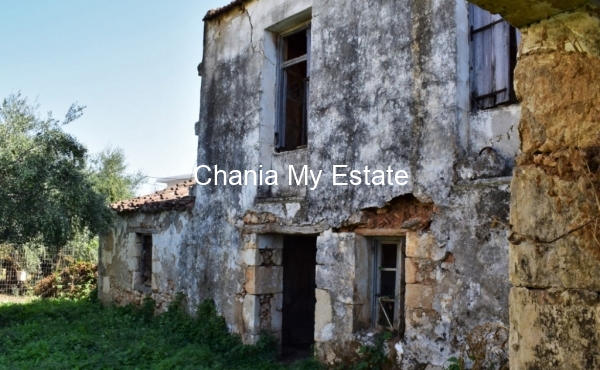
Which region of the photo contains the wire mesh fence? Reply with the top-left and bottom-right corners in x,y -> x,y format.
0,236 -> 98,297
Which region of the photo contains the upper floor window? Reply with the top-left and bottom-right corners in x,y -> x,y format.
469,4 -> 520,110
276,24 -> 311,152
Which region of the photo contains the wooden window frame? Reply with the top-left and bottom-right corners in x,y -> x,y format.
371,237 -> 405,336
275,22 -> 311,152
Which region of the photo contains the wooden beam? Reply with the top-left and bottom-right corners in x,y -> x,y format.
240,221 -> 329,235
353,228 -> 407,236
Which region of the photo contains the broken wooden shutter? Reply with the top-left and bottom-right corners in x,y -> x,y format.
469,3 -> 519,110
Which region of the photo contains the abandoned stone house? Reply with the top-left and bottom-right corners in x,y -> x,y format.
100,0 -> 600,368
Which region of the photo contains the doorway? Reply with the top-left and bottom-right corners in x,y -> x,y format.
281,235 -> 317,357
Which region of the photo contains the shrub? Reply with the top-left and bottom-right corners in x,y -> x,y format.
33,262 -> 97,299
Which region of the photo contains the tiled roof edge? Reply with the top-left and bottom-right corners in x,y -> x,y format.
110,180 -> 196,214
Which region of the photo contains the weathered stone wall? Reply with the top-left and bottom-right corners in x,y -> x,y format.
191,0 -> 519,368
305,182 -> 512,368
98,210 -> 191,311
190,0 -> 316,337
503,4 -> 600,369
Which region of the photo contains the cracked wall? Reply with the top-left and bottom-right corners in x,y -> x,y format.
190,0 -> 518,368
98,211 -> 191,312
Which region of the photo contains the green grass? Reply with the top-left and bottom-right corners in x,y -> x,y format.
0,295 -> 323,370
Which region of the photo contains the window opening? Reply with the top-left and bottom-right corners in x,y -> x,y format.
141,234 -> 152,287
469,3 -> 520,110
372,238 -> 405,336
276,25 -> 311,151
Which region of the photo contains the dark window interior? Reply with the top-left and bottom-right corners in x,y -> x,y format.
284,31 -> 307,61
283,61 -> 307,151
380,243 -> 398,269
378,300 -> 395,327
377,243 -> 398,327
277,27 -> 310,152
141,235 -> 152,287
373,239 -> 405,336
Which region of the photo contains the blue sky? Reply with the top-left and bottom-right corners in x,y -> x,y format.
0,0 -> 228,194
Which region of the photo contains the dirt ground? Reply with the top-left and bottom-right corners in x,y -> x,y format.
0,294 -> 33,304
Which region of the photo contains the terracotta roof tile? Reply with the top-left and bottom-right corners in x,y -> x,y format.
203,0 -> 253,21
111,180 -> 196,214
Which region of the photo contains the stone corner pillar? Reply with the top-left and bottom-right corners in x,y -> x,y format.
469,1 -> 600,369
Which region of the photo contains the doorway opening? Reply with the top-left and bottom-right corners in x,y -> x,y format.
281,235 -> 317,360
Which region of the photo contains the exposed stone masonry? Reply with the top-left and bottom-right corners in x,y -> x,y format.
469,1 -> 600,368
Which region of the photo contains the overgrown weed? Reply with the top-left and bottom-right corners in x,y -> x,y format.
0,296 -> 323,369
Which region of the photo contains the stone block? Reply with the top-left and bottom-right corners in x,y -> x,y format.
315,289 -> 333,342
151,274 -> 158,291
406,232 -> 445,261
509,287 -> 600,370
520,10 -> 600,56
243,249 -> 262,266
102,276 -> 110,294
510,166 -> 589,242
418,260 -> 438,285
509,240 -> 561,289
315,265 -> 353,304
243,248 -> 283,266
270,249 -> 283,265
516,50 -> 600,154
405,284 -> 434,309
243,233 -> 258,249
245,266 -> 283,294
333,302 -> 355,335
127,244 -> 141,259
316,232 -> 356,266
510,164 -> 600,290
243,294 -> 260,334
405,258 -> 417,284
257,234 -> 283,249
244,234 -> 257,249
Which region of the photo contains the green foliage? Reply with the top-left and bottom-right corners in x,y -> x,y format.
67,233 -> 99,264
288,358 -> 325,370
0,93 -> 113,249
33,262 -> 97,299
0,297 -> 324,369
337,331 -> 392,370
88,145 -> 145,204
445,356 -> 464,370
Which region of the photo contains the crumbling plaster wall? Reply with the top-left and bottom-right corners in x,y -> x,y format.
190,0 -> 316,336
193,0 -> 517,367
312,181 -> 511,368
98,211 -> 190,311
